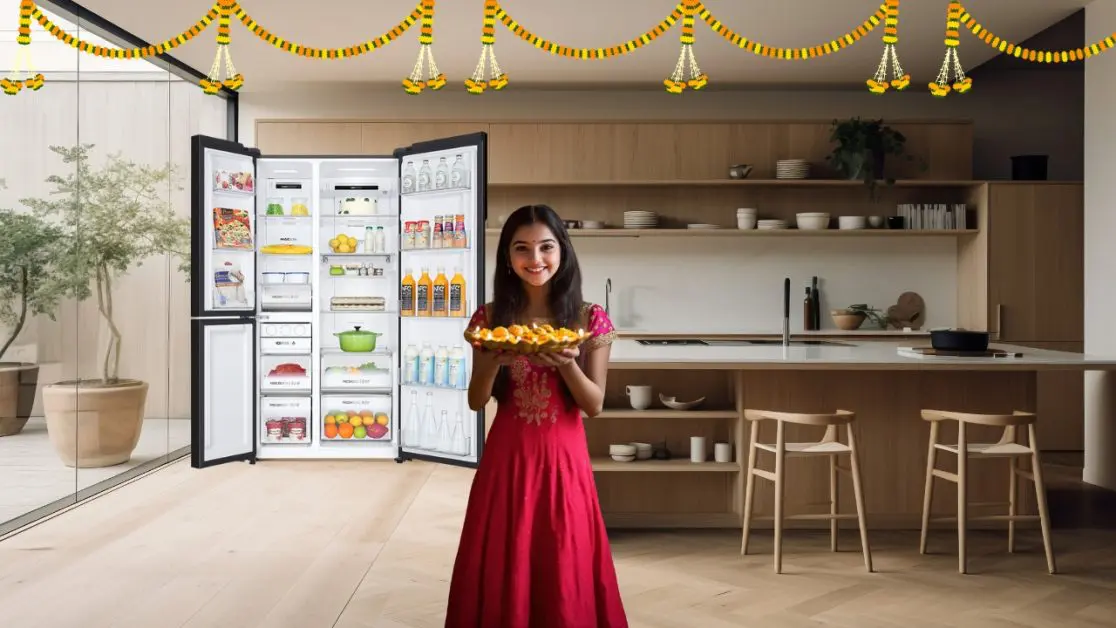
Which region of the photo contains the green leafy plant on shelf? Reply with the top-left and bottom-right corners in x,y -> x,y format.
846,304 -> 889,329
826,117 -> 919,200
20,144 -> 191,386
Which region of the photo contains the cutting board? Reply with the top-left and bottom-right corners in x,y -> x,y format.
897,346 -> 1023,359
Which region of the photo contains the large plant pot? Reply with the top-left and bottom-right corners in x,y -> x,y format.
42,379 -> 148,468
0,364 -> 38,437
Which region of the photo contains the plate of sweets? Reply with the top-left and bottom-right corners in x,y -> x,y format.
463,323 -> 590,354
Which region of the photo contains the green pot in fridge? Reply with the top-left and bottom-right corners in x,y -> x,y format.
334,326 -> 382,352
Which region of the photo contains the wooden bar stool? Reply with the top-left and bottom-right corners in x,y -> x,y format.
740,409 -> 872,574
918,409 -> 1056,575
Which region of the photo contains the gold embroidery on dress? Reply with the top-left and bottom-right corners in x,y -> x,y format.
510,358 -> 557,424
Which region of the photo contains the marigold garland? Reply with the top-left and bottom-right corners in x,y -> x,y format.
929,1 -> 971,97
8,0 -> 1116,98
958,3 -> 1116,63
867,0 -> 909,94
697,2 -> 887,60
403,0 -> 445,94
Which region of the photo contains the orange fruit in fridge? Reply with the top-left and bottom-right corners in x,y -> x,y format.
324,415 -> 337,425
338,423 -> 354,439
324,423 -> 338,439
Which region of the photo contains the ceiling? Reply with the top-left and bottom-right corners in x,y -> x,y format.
66,0 -> 1089,90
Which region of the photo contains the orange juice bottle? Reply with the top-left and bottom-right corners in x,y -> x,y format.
400,268 -> 415,317
449,266 -> 467,317
416,268 -> 432,317
432,267 -> 448,317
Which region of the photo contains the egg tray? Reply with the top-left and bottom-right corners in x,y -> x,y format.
462,328 -> 589,354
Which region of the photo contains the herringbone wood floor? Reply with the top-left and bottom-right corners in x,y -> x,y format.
1,458 -> 1114,628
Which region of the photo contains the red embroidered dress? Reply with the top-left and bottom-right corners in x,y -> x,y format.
445,303 -> 628,628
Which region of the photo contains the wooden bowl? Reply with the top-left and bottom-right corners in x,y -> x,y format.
830,310 -> 867,331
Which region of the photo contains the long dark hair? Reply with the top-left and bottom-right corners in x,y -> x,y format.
490,204 -> 585,405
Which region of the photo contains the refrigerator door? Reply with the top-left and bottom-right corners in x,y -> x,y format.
192,135 -> 261,318
394,132 -> 487,469
191,317 -> 257,468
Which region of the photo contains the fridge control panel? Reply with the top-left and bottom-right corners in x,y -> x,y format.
259,320 -> 313,355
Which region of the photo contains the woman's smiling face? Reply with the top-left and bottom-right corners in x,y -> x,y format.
509,222 -> 561,287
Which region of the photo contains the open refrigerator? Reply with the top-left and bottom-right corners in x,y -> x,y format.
189,133 -> 487,469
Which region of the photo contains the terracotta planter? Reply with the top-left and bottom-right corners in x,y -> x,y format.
0,364 -> 38,437
42,379 -> 148,468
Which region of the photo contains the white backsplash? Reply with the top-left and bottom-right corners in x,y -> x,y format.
483,236 -> 958,333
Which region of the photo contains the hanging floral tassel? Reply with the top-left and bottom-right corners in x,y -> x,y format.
866,0 -> 909,94
465,0 -> 506,94
2,0 -> 44,96
403,0 -> 445,94
201,0 -> 243,94
664,0 -> 706,94
929,1 -> 971,97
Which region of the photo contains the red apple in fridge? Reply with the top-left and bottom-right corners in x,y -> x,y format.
368,423 -> 389,440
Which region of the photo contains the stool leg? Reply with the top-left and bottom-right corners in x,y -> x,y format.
774,420 -> 786,574
846,424 -> 873,573
920,421 -> 940,555
741,420 -> 759,556
829,453 -> 839,552
1008,455 -> 1018,554
1028,424 -> 1057,574
957,422 -> 969,575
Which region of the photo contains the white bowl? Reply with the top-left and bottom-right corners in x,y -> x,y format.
737,215 -> 757,230
796,213 -> 831,230
581,220 -> 604,229
610,454 -> 636,463
609,444 -> 637,456
285,272 -> 310,284
629,442 -> 653,460
659,394 -> 706,410
736,207 -> 757,215
838,215 -> 868,230
261,272 -> 286,284
867,216 -> 885,228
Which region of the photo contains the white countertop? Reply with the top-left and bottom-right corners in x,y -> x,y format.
607,339 -> 1116,371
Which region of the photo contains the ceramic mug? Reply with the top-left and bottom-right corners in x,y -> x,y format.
625,385 -> 652,410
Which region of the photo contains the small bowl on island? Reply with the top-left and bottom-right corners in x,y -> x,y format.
830,309 -> 867,331
609,443 -> 637,462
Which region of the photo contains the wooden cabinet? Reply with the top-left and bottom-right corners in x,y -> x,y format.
970,183 -> 1085,450
986,183 -> 1084,343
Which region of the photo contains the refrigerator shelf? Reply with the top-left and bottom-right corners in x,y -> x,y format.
325,214 -> 399,220
401,187 -> 471,199
320,387 -> 392,395
401,247 -> 472,254
402,383 -> 467,394
321,253 -> 392,261
400,315 -> 472,321
329,308 -> 398,314
320,348 -> 395,356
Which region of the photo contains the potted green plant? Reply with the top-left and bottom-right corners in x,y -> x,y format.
0,189 -> 71,436
826,117 -> 911,199
21,145 -> 190,467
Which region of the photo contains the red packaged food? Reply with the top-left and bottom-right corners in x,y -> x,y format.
213,208 -> 253,249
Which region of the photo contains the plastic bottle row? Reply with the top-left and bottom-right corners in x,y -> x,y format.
400,267 -> 468,317
401,155 -> 472,195
402,390 -> 472,456
403,343 -> 468,389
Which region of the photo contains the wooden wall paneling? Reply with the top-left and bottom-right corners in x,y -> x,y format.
255,122 -> 364,154
987,184 -> 1036,339
358,122 -> 490,155
1009,341 -> 1085,452
956,184 -> 989,331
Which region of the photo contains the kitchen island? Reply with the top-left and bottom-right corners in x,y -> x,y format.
589,339 -> 1116,529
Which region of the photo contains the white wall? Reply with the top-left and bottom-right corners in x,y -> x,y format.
1084,0 -> 1116,490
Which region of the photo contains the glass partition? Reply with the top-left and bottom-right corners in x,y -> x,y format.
0,0 -> 230,536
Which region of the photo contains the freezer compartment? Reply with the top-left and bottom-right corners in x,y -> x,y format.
321,351 -> 393,393
260,396 -> 312,445
321,395 -> 392,442
400,386 -> 473,458
260,355 -> 312,392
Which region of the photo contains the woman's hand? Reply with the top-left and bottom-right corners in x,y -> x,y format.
473,345 -> 518,370
529,347 -> 580,369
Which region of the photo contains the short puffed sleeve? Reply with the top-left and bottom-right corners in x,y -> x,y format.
581,304 -> 616,352
467,304 -> 490,330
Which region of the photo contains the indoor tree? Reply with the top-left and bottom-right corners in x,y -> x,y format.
0,208 -> 70,362
21,144 -> 191,385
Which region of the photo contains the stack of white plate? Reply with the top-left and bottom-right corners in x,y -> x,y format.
757,219 -> 789,230
623,210 -> 659,229
686,223 -> 721,230
776,159 -> 810,179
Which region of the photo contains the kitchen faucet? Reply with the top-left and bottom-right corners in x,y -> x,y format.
604,278 -> 612,317
782,277 -> 790,347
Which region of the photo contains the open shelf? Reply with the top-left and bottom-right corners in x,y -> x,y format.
591,458 -> 739,472
486,228 -> 977,238
587,409 -> 739,419
489,179 -> 985,188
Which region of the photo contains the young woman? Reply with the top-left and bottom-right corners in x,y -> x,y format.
445,205 -> 628,628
